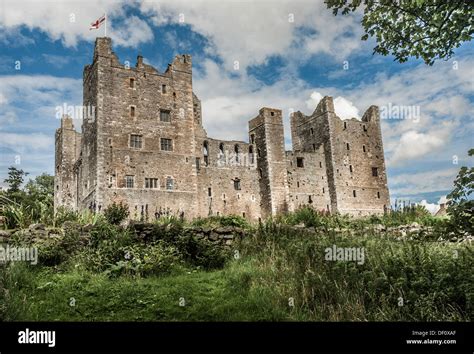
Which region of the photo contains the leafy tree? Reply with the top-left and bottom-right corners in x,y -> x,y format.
3,166 -> 28,202
25,173 -> 54,204
4,166 -> 28,193
326,0 -> 474,65
447,148 -> 473,235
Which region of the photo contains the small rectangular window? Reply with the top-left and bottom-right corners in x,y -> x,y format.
377,191 -> 381,199
353,190 -> 356,198
129,78 -> 135,89
363,145 -> 366,152
234,178 -> 241,190
363,125 -> 367,132
349,165 -> 353,173
125,175 -> 134,188
346,142 -> 350,150
130,134 -> 142,148
145,178 -> 158,189
161,138 -> 173,151
130,106 -> 135,117
160,110 -> 171,122
208,187 -> 212,197
372,167 -> 378,177
166,177 -> 174,190
162,84 -> 167,94
297,157 -> 304,168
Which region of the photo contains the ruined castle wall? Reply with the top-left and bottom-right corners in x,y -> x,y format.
286,148 -> 330,212
194,137 -> 261,219
54,117 -> 81,211
249,108 -> 289,218
290,98 -> 337,213
54,38 -> 391,220
78,60 -> 100,210
327,107 -> 390,216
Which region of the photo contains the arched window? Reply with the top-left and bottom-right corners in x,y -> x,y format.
249,145 -> 254,164
203,141 -> 209,165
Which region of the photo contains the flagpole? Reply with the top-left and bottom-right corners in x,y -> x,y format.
104,13 -> 107,37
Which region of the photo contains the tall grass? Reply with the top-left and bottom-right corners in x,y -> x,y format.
238,221 -> 473,321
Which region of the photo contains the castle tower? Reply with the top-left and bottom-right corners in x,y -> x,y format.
290,96 -> 390,216
249,108 -> 289,218
54,115 -> 81,211
79,37 -> 200,216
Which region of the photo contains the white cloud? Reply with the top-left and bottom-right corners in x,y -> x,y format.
0,132 -> 53,152
390,169 -> 457,196
0,0 -> 153,48
388,121 -> 456,167
140,0 -> 364,71
0,93 -> 8,105
306,91 -> 360,119
418,195 -> 448,215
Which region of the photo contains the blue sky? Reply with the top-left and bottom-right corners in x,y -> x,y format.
0,0 -> 473,213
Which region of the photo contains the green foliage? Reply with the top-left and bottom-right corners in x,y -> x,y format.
104,242 -> 182,278
53,207 -> 104,227
0,169 -> 54,229
447,148 -> 474,235
103,202 -> 130,225
239,220 -> 473,321
3,166 -> 28,196
1,202 -> 32,229
326,0 -> 474,65
379,204 -> 436,227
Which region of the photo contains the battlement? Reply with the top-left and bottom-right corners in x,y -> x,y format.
91,37 -> 192,77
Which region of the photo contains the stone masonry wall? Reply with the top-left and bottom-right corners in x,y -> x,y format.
54,37 -> 390,220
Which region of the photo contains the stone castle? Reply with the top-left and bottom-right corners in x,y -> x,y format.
54,37 -> 390,220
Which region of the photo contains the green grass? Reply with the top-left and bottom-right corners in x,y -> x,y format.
0,259 -> 289,321
1,209 -> 472,322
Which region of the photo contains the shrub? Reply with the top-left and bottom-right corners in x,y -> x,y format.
36,237 -> 68,266
103,202 -> 130,225
101,242 -> 182,277
174,231 -> 231,269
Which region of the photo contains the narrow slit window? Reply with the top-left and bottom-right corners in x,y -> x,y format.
297,157 -> 304,168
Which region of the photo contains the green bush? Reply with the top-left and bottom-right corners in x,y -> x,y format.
103,202 -> 130,225
36,237 -> 68,266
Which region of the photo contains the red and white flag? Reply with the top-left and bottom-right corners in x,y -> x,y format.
89,14 -> 106,30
